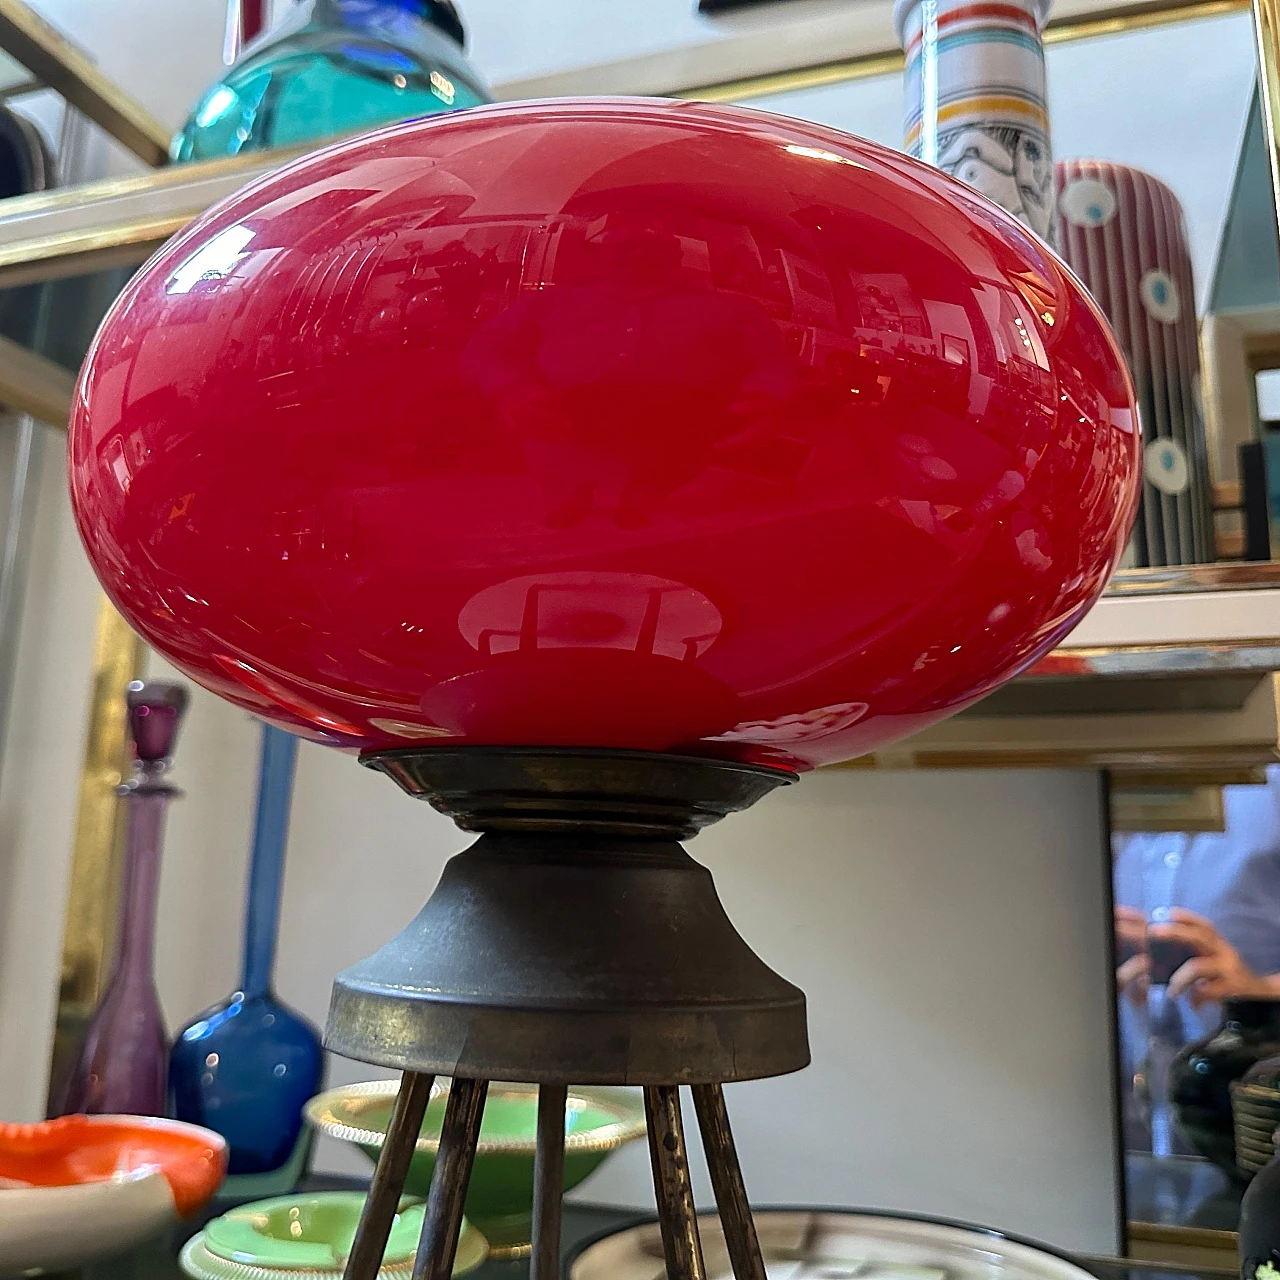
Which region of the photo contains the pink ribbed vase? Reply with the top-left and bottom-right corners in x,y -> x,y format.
1055,159 -> 1212,566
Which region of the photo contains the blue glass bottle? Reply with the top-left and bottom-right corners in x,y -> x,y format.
171,0 -> 489,162
170,725 -> 324,1196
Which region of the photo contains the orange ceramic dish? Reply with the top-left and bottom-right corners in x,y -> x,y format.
0,1115 -> 226,1274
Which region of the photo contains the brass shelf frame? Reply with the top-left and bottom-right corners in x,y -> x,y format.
0,0 -> 1258,293
673,0 -> 1250,101
0,331 -> 74,423
0,0 -> 170,167
0,146 -> 310,289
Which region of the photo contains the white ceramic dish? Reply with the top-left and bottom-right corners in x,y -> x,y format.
568,1209 -> 1101,1280
0,1114 -> 227,1276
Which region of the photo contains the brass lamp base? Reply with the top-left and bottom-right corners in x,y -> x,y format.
330,748 -> 809,1280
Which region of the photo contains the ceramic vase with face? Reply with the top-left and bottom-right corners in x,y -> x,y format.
896,0 -> 1054,241
1055,159 -> 1213,567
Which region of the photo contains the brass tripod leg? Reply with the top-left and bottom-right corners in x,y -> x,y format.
343,1072 -> 435,1280
644,1085 -> 707,1280
531,1083 -> 568,1280
410,1077 -> 488,1280
692,1084 -> 766,1280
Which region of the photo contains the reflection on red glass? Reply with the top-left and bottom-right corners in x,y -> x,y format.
68,98 -> 1139,769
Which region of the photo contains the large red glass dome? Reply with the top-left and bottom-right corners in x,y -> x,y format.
69,98 -> 1138,770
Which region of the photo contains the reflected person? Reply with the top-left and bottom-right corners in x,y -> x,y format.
1113,766 -> 1280,1146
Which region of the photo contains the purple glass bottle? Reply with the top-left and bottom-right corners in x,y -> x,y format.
58,681 -> 188,1116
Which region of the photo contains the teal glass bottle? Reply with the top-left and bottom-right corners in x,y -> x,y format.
172,0 -> 489,163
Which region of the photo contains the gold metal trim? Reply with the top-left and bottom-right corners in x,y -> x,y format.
1114,765 -> 1266,784
1107,561 -> 1280,593
1254,0 -> 1280,224
0,331 -> 74,425
0,144 -> 320,288
673,52 -> 905,103
304,1079 -> 649,1156
1128,1221 -> 1240,1250
674,0 -> 1250,101
859,745 -> 1280,769
1032,638 -> 1280,672
0,0 -> 170,166
180,1237 -> 421,1280
46,597 -> 144,1106
0,146 -> 305,219
1110,781 -> 1227,830
0,75 -> 39,101
1083,1258 -> 1235,1279
0,213 -> 199,288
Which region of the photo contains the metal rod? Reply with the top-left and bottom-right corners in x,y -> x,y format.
343,1072 -> 435,1280
531,1084 -> 568,1280
691,1084 -> 765,1280
411,1078 -> 488,1280
0,414 -> 38,786
644,1086 -> 707,1280
1255,0 -> 1280,246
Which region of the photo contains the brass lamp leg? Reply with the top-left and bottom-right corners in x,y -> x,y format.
692,1084 -> 766,1280
644,1085 -> 707,1280
343,1072 -> 435,1280
411,1077 -> 489,1280
531,1083 -> 568,1280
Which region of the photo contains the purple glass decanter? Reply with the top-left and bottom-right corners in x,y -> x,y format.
57,681 -> 188,1116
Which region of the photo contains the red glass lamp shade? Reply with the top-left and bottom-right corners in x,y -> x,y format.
69,99 -> 1138,770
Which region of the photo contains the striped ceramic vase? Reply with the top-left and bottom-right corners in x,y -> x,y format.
1055,160 -> 1213,566
896,0 -> 1054,242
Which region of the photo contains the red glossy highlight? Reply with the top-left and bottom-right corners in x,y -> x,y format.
68,99 -> 1139,769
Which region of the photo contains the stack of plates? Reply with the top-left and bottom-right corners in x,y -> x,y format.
1232,1082 -> 1280,1176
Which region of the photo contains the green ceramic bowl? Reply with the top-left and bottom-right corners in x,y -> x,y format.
304,1081 -> 646,1255
178,1191 -> 487,1280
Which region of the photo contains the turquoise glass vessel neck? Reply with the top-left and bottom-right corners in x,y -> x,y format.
316,0 -> 456,26
171,0 -> 488,163
247,0 -> 464,44
240,724 -> 299,999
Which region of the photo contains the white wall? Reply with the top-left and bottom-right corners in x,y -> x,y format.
581,769 -> 1118,1250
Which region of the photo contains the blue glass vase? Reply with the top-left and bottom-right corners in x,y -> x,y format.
170,725 -> 324,1197
171,0 -> 489,163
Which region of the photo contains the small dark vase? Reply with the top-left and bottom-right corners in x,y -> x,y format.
1240,1136 -> 1280,1279
1171,997 -> 1280,1177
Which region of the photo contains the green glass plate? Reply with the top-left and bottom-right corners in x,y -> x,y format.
304,1082 -> 647,1254
180,1192 -> 486,1280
